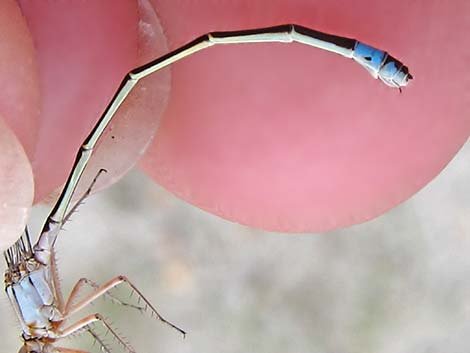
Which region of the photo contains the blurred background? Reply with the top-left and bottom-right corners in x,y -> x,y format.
1,142 -> 469,353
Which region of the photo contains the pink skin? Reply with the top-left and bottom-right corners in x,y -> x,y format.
1,1 -> 469,250
0,0 -> 35,249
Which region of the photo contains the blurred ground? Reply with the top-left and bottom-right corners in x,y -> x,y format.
1,143 -> 470,353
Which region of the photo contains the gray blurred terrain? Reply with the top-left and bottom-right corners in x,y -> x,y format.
1,143 -> 470,353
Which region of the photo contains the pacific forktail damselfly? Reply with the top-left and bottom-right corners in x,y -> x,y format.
4,24 -> 412,353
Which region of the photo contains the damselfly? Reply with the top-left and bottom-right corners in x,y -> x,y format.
4,24 -> 412,353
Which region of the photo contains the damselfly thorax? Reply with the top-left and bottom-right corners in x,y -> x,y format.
4,24 -> 412,353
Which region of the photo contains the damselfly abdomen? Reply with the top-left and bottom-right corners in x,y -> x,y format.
4,24 -> 412,353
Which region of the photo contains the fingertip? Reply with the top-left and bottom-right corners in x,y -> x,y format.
0,0 -> 40,160
0,0 -> 37,250
17,0 -> 140,202
0,116 -> 33,251
141,1 -> 470,232
72,0 -> 171,197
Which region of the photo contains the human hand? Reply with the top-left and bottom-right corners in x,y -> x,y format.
1,0 -> 469,251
